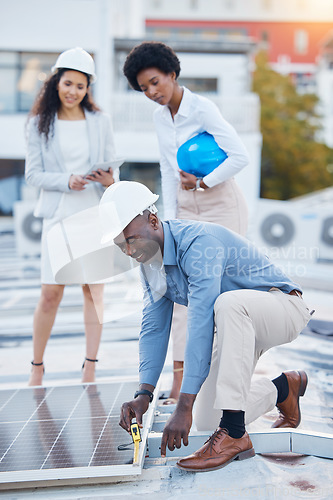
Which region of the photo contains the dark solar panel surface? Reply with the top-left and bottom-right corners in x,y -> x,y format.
0,382 -> 138,473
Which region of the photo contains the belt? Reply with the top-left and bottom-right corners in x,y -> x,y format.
288,289 -> 302,298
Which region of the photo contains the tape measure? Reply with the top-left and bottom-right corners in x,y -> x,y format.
130,422 -> 142,464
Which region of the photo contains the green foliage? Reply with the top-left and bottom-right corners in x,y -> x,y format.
253,51 -> 333,200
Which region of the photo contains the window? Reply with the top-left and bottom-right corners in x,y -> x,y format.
0,159 -> 25,215
261,30 -> 269,42
0,51 -> 58,114
178,77 -> 218,93
0,52 -> 19,113
293,72 -> 316,94
294,30 -> 308,55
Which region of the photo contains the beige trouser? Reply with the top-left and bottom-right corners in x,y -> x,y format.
194,288 -> 312,431
171,178 -> 248,361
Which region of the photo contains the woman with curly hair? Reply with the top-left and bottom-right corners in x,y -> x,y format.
123,41 -> 249,403
26,47 -> 117,386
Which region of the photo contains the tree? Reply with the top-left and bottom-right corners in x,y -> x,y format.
252,51 -> 333,200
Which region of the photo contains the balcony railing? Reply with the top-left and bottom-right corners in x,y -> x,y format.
111,92 -> 260,134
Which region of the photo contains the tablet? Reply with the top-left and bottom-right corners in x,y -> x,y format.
85,158 -> 125,177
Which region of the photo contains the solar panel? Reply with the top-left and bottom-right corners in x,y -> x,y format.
0,381 -> 157,485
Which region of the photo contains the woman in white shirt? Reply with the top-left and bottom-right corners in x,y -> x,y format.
123,41 -> 249,403
25,48 -> 116,386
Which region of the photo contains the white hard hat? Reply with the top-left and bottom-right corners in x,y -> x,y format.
51,47 -> 97,83
99,181 -> 159,244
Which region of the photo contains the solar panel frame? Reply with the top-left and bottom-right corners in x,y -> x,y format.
0,380 -> 159,485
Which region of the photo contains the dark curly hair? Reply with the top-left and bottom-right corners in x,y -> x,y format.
123,41 -> 181,91
29,68 -> 100,140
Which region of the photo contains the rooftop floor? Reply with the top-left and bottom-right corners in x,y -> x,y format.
0,220 -> 332,499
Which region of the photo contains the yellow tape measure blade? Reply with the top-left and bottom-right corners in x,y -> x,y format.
130,423 -> 141,465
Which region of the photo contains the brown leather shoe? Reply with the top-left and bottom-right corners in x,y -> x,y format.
272,370 -> 308,428
176,428 -> 255,472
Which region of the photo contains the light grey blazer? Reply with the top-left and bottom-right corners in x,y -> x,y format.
25,110 -> 116,219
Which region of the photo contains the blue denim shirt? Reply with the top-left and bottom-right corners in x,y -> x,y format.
139,220 -> 299,395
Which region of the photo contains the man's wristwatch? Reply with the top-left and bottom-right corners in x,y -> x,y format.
134,389 -> 154,403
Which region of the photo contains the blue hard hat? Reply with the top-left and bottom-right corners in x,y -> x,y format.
177,132 -> 228,177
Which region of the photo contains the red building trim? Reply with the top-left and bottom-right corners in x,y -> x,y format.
146,19 -> 333,64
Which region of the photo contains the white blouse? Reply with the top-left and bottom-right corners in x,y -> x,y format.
153,87 -> 250,220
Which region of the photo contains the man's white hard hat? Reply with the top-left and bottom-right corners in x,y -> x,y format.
99,181 -> 159,244
51,47 -> 97,83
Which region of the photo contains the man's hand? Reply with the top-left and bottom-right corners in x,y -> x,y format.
161,393 -> 196,457
119,396 -> 150,433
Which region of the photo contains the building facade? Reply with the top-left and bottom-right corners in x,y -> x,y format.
145,0 -> 333,144
0,0 -> 262,218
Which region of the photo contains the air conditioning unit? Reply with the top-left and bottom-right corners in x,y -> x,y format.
318,210 -> 333,262
13,201 -> 42,257
249,199 -> 321,263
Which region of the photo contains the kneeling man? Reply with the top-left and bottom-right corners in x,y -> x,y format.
99,181 -> 311,472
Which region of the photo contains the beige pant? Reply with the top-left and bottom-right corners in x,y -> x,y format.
172,178 -> 248,361
194,288 -> 312,431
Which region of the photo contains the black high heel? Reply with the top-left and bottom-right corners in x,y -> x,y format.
82,357 -> 98,369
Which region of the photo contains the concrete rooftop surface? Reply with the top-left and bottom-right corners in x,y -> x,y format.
0,218 -> 332,499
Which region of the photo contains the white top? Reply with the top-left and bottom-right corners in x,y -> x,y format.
153,87 -> 250,220
55,119 -> 100,219
58,119 -> 90,175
